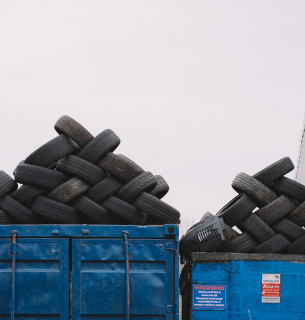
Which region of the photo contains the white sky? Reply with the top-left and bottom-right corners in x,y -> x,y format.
1,1 -> 305,233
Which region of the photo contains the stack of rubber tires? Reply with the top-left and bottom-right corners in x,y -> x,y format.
180,157 -> 305,259
0,116 -> 180,226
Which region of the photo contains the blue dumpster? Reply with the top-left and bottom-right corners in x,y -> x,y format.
180,252 -> 305,320
0,224 -> 179,320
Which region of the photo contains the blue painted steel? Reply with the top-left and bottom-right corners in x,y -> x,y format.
0,238 -> 69,319
72,237 -> 178,319
187,259 -> 305,320
0,224 -> 179,239
10,231 -> 18,320
0,225 -> 179,319
123,231 -> 130,320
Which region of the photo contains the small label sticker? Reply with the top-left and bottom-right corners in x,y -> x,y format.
193,284 -> 226,310
262,273 -> 281,303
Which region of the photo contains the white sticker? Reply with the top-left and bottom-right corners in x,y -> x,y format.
262,273 -> 281,303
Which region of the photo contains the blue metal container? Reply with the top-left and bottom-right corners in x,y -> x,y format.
0,224 -> 179,320
180,252 -> 305,320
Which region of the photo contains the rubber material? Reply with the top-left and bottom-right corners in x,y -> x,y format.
255,195 -> 297,225
10,185 -> 47,205
287,201 -> 305,226
0,171 -> 18,198
116,172 -> 157,203
47,178 -> 90,203
0,195 -> 38,223
232,172 -> 277,207
150,175 -> 169,199
272,218 -> 305,241
77,129 -> 120,163
56,155 -> 105,185
73,195 -> 119,224
285,235 -> 305,254
224,232 -> 257,253
238,213 -> 276,243
0,210 -> 18,224
254,234 -> 291,253
98,152 -> 143,182
54,115 -> 94,148
102,196 -> 147,225
24,134 -> 79,168
133,192 -> 180,224
270,177 -> 305,202
86,177 -> 123,203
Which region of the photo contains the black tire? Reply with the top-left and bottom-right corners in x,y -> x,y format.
270,177 -> 305,202
254,234 -> 291,253
10,185 -> 47,205
56,155 -> 105,185
223,224 -> 240,242
102,196 -> 147,225
0,171 -> 17,198
117,154 -> 144,172
86,177 -> 123,203
133,192 -> 180,224
200,212 -> 214,222
30,196 -> 84,223
232,173 -> 277,207
237,214 -> 276,243
54,115 -> 94,148
272,218 -> 305,241
216,194 -> 256,227
253,157 -> 294,185
287,201 -> 305,226
73,195 -> 119,224
285,235 -> 305,254
150,175 -> 169,199
24,134 -> 79,168
224,232 -> 257,253
116,172 -> 157,203
0,195 -> 38,223
14,162 -> 68,189
0,210 -> 18,224
255,195 -> 297,225
98,152 -> 144,182
77,129 -> 120,164
47,178 -> 90,203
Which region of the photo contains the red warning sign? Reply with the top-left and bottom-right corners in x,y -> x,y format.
261,274 -> 281,303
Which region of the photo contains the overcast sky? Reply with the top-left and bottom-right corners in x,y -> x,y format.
1,1 -> 305,233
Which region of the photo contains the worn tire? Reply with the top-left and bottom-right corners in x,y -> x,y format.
54,115 -> 94,148
150,175 -> 169,199
73,195 -> 119,224
102,196 -> 147,225
0,171 -> 17,198
116,172 -> 157,203
253,157 -> 294,185
0,195 -> 38,223
232,173 -> 277,207
216,194 -> 256,227
86,177 -> 123,203
24,134 -> 79,168
0,210 -> 18,224
285,235 -> 305,254
255,195 -> 297,225
237,214 -> 276,243
14,162 -> 68,189
30,196 -> 84,223
254,234 -> 291,253
10,185 -> 47,205
272,218 -> 305,241
223,224 -> 240,242
287,201 -> 305,226
47,178 -> 90,203
56,155 -> 105,185
224,232 -> 257,253
77,129 -> 120,164
270,177 -> 305,202
133,192 -> 180,224
98,152 -> 144,182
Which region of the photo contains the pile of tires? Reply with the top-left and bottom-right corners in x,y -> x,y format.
0,116 -> 180,225
180,157 -> 305,260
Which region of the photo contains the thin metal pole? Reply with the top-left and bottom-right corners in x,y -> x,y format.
123,231 -> 130,320
11,231 -> 18,320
